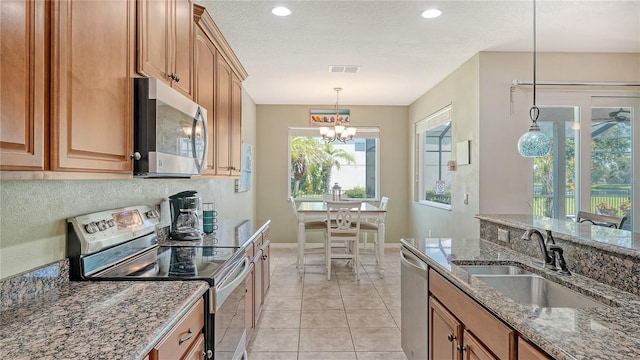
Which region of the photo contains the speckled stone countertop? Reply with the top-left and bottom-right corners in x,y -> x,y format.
159,218 -> 270,247
0,280 -> 208,360
476,214 -> 640,254
401,237 -> 640,360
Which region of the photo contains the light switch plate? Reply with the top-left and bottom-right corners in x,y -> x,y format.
498,228 -> 510,243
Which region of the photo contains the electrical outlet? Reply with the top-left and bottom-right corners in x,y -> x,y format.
498,228 -> 510,243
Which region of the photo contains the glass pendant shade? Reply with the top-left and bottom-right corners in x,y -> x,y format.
517,126 -> 551,157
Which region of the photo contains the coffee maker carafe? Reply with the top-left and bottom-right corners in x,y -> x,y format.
169,191 -> 202,241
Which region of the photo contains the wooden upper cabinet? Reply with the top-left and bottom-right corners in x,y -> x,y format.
194,25 -> 217,176
138,0 -> 193,99
50,0 -> 134,173
193,5 -> 247,178
0,0 -> 47,170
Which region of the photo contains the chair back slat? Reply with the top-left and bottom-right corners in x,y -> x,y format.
577,210 -> 627,229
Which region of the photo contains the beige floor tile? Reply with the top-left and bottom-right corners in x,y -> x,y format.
268,284 -> 303,297
345,309 -> 397,328
302,295 -> 345,310
303,283 -> 341,297
248,352 -> 298,360
341,294 -> 386,310
299,328 -> 354,352
270,274 -> 304,285
337,274 -> 372,285
301,310 -> 348,328
339,284 -> 379,297
256,310 -> 300,329
249,328 -> 299,352
356,351 -> 408,360
262,296 -> 302,311
350,328 -> 402,352
388,307 -> 401,327
273,264 -> 299,275
304,272 -> 338,284
298,351 -> 357,359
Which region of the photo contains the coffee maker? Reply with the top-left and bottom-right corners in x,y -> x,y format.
168,190 -> 202,241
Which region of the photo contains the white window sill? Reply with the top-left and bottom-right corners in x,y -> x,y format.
417,200 -> 452,211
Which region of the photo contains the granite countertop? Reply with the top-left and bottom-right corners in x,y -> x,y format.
476,214 -> 640,255
0,280 -> 209,360
402,237 -> 640,360
159,218 -> 271,248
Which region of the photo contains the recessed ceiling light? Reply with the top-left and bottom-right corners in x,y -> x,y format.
272,6 -> 291,17
421,9 -> 442,19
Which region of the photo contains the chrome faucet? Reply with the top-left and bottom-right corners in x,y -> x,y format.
521,229 -> 571,275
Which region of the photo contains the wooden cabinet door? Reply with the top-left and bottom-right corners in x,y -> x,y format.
253,249 -> 263,325
463,329 -> 497,360
430,297 -> 463,360
171,0 -> 193,98
261,241 -> 271,299
182,333 -> 205,360
194,25 -> 216,176
50,0 -> 134,172
518,337 -> 552,360
1,0 -> 47,170
230,74 -> 242,176
137,0 -> 169,83
245,262 -> 255,333
215,56 -> 232,175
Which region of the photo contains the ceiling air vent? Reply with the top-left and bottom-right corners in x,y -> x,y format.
329,65 -> 360,73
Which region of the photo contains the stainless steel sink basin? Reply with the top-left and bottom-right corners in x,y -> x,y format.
458,264 -> 532,275
474,274 -> 607,308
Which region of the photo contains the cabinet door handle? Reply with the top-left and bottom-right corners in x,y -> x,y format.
178,328 -> 193,345
262,254 -> 268,260
447,333 -> 456,342
456,344 -> 467,353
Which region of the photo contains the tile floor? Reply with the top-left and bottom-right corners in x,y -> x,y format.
247,244 -> 408,360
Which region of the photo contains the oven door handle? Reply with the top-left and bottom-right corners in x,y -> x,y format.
211,256 -> 251,313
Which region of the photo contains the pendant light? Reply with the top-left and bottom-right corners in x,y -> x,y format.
319,88 -> 356,143
517,0 -> 551,157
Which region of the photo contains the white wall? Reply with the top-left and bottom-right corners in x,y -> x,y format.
255,105 -> 411,245
407,51 -> 640,240
0,92 -> 258,279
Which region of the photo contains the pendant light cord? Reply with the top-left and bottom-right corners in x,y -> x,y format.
530,0 -> 540,124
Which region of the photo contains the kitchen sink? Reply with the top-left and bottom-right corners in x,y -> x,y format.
474,274 -> 608,308
457,264 -> 532,275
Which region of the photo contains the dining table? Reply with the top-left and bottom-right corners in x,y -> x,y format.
296,201 -> 388,277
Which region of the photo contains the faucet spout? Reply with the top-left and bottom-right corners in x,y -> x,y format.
521,229 -> 555,268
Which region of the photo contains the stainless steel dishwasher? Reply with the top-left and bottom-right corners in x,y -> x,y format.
400,242 -> 429,360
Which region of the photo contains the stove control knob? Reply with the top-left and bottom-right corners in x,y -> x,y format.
84,223 -> 98,234
107,219 -> 116,227
97,220 -> 108,231
146,209 -> 160,218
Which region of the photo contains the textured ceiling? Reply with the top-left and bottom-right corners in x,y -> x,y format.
196,1 -> 640,105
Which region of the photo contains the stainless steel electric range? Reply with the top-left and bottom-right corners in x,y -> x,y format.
67,205 -> 250,360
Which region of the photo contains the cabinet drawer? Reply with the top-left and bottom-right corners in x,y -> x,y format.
150,298 -> 204,360
430,270 -> 515,360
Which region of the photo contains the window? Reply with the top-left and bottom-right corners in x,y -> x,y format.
416,107 -> 452,209
532,93 -> 639,232
289,127 -> 380,200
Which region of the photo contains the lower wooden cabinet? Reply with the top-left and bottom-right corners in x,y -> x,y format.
429,270 -> 516,360
245,226 -> 271,334
181,333 -> 205,360
149,297 -> 205,360
518,336 -> 552,360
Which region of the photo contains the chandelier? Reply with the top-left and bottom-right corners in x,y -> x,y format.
517,0 -> 551,157
319,88 -> 356,142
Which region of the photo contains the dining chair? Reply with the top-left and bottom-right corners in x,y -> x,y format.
577,210 -> 627,229
360,196 -> 389,263
290,197 -> 327,267
325,201 -> 363,281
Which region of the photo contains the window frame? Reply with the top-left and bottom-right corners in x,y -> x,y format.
415,106 -> 453,210
288,126 -> 381,201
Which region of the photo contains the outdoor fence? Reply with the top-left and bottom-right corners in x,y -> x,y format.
533,189 -> 631,218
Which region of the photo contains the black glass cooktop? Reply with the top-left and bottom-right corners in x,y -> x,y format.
93,245 -> 240,283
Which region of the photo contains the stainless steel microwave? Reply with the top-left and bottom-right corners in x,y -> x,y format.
133,78 -> 207,177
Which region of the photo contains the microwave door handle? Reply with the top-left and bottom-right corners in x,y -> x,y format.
192,107 -> 207,172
